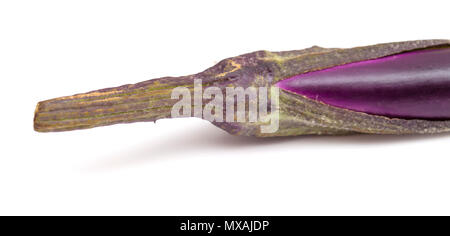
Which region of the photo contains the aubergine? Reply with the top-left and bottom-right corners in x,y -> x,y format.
34,39 -> 450,137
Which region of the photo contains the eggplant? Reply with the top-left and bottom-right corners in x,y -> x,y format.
277,47 -> 450,120
34,39 -> 450,137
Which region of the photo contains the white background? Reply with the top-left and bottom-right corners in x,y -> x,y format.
1,0 -> 450,216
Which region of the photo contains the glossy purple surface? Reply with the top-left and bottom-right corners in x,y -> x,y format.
276,47 -> 450,119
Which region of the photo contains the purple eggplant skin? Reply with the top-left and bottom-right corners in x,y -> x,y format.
34,40 -> 450,137
276,47 -> 450,120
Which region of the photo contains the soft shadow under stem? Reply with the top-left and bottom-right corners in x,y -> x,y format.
86,123 -> 450,171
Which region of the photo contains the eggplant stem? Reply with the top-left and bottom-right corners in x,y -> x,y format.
33,76 -> 196,132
